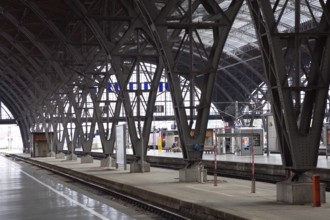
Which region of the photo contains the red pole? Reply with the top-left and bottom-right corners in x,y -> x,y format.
214,145 -> 217,186
312,175 -> 321,207
251,146 -> 255,193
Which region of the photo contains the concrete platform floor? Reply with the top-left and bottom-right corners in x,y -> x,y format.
147,149 -> 330,168
19,153 -> 330,220
4,148 -> 330,168
0,154 -> 153,220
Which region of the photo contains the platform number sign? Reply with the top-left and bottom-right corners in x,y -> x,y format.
154,105 -> 164,113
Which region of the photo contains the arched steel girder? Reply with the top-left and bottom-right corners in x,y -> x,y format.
18,0 -> 92,107
0,0 -> 255,158
222,51 -> 266,81
227,1 -> 323,47
170,41 -> 267,113
219,41 -> 326,114
0,72 -> 28,114
56,99 -> 77,152
0,33 -> 49,97
0,46 -> 44,97
162,1 -> 250,101
0,1 -> 328,163
21,1 -> 126,155
174,43 -> 265,83
62,1 -> 119,152
219,45 -> 322,121
48,99 -> 68,152
67,87 -> 96,153
39,113 -> 54,150
213,82 -> 234,103
63,0 -> 166,159
66,0 -> 115,57
115,46 -> 259,124
0,78 -> 31,122
90,68 -> 120,155
135,0 -> 244,162
223,69 -> 253,98
0,27 -> 56,117
11,107 -> 32,152
55,117 -> 68,150
0,60 -> 35,102
271,1 -> 324,25
176,49 -> 268,106
0,93 -> 19,121
0,32 -> 50,83
111,55 -> 164,159
61,0 -> 148,156
1,9 -> 67,82
248,0 -> 330,173
19,0 -> 84,65
18,119 -> 31,151
175,52 -> 266,111
141,61 -> 165,147
219,59 -> 267,100
0,83 -> 29,140
48,111 -> 59,150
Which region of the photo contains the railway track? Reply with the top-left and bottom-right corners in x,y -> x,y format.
7,154 -> 190,220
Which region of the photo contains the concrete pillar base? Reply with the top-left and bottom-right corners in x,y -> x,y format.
179,163 -> 207,183
66,153 -> 77,161
47,151 -> 56,157
55,152 -> 65,159
81,155 -> 93,163
130,161 -> 150,173
277,179 -> 326,204
100,156 -> 116,167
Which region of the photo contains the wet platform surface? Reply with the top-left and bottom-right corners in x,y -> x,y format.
0,154 -> 155,220
12,152 -> 330,220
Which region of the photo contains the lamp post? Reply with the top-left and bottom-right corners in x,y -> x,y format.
213,129 -> 218,186
250,101 -> 256,193
153,125 -> 156,155
153,114 -> 156,151
68,111 -> 74,161
141,130 -> 144,173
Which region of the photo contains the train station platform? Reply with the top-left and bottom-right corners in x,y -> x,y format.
10,152 -> 330,220
146,149 -> 330,169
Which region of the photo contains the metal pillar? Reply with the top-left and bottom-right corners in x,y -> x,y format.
135,0 -> 244,165
247,0 -> 330,175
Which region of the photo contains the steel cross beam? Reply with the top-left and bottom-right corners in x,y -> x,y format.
0,52 -> 38,100
49,99 -> 67,153
135,0 -> 244,162
67,85 -> 96,153
2,9 -> 67,83
65,0 -> 159,159
247,0 -> 330,173
53,101 -> 70,152
91,67 -> 121,155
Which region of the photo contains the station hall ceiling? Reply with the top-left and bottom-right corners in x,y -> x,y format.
0,0 -> 326,123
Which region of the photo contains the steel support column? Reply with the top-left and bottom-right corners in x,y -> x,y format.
135,0 -> 243,164
247,0 -> 330,174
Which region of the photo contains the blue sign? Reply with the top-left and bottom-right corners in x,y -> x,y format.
108,82 -> 170,92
